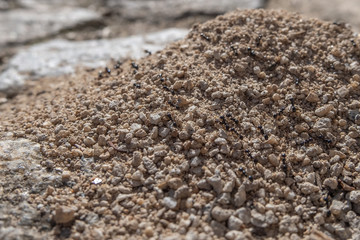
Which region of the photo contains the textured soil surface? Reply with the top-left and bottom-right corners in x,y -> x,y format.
1,9 -> 360,240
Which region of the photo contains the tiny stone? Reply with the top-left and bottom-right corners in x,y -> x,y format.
250,210 -> 267,228
84,137 -> 96,147
163,197 -> 177,209
61,171 -> 71,182
268,154 -> 279,166
211,206 -> 233,222
313,118 -> 332,130
227,215 -> 243,230
54,206 -> 76,224
299,182 -> 320,195
306,91 -> 320,102
225,230 -> 245,240
337,86 -> 349,98
315,104 -> 333,117
236,207 -> 251,224
174,185 -> 191,199
330,200 -> 345,216
323,177 -> 338,190
266,135 -> 278,145
149,113 -> 162,125
234,185 -> 246,207
168,177 -> 183,189
207,175 -> 223,194
349,190 -> 360,204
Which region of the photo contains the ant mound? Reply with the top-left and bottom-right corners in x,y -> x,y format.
2,9 -> 360,240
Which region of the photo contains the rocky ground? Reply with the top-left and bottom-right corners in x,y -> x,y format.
1,1 -> 360,240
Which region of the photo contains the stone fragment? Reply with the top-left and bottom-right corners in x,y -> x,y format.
174,185 -> 191,199
315,104 -> 333,117
234,185 -> 246,207
250,210 -> 267,228
84,137 -> 96,147
306,91 -> 320,102
211,206 -> 233,222
349,190 -> 360,204
207,175 -> 223,194
268,154 -> 279,166
54,206 -> 76,224
323,178 -> 338,190
227,215 -> 243,230
168,178 -> 183,190
330,200 -> 345,216
163,197 -> 177,209
279,215 -> 299,233
299,182 -> 320,195
337,86 -> 349,98
313,118 -> 332,130
225,230 -> 245,240
149,113 -> 162,125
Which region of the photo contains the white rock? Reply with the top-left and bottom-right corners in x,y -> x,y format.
349,190 -> 360,204
337,86 -> 349,98
159,127 -> 170,138
227,215 -> 243,230
0,28 -> 188,95
234,185 -> 246,207
149,113 -> 162,125
207,175 -> 223,194
0,138 -> 42,172
214,138 -> 227,145
299,182 -> 320,195
225,230 -> 245,240
330,200 -> 345,216
236,207 -> 251,224
211,206 -> 233,222
313,118 -> 332,129
163,197 -> 177,209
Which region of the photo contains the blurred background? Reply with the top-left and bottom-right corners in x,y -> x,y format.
0,0 -> 359,101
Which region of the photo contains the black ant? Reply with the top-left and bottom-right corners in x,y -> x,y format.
231,118 -> 239,124
131,62 -> 139,70
289,98 -> 296,112
258,125 -> 268,140
299,137 -> 313,146
273,107 -> 285,118
245,149 -> 257,163
281,153 -> 287,173
133,83 -> 141,89
351,40 -> 357,47
200,33 -> 210,41
318,135 -> 332,145
256,34 -> 262,46
144,49 -> 152,55
230,45 -> 238,55
247,47 -> 256,56
105,67 -> 111,74
239,167 -> 247,176
114,61 -> 121,69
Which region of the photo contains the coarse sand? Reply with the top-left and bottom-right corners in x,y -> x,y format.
1,9 -> 360,240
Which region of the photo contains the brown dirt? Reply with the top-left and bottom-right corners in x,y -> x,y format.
1,9 -> 360,240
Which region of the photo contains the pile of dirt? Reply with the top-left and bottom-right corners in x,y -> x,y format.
1,9 -> 360,240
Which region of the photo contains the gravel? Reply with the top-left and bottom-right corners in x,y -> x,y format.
1,8 -> 360,239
